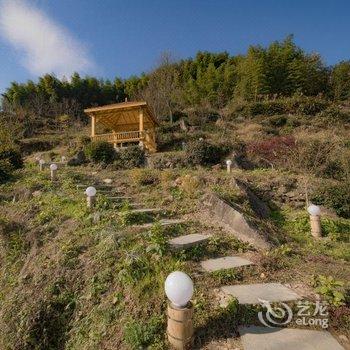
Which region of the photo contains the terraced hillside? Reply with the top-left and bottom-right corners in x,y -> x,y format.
0,157 -> 349,349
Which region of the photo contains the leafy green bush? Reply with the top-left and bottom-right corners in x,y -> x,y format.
312,275 -> 346,307
146,222 -> 168,256
0,148 -> 23,183
85,141 -> 116,164
0,148 -> 23,170
229,97 -> 329,118
185,140 -> 230,166
313,182 -> 350,218
114,146 -> 145,169
130,168 -> 160,186
0,160 -> 12,183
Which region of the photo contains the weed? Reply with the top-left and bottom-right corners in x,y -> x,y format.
124,315 -> 165,349
312,275 -> 346,307
211,269 -> 243,284
146,221 -> 168,256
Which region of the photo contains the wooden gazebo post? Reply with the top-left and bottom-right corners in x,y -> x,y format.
139,108 -> 144,148
91,115 -> 96,138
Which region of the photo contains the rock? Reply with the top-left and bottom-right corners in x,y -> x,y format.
221,283 -> 301,305
232,179 -> 271,218
204,192 -> 271,250
103,178 -> 113,184
201,256 -> 253,272
32,190 -> 42,197
169,233 -> 211,249
67,150 -> 86,166
239,326 -> 345,350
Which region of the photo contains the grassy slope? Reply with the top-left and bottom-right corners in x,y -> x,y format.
0,160 -> 349,349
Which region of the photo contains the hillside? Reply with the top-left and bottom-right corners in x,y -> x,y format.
0,94 -> 349,349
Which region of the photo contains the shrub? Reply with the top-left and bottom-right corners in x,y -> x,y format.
0,148 -> 23,170
149,151 -> 187,169
79,135 -> 91,146
85,141 -> 116,164
312,181 -> 350,218
246,136 -> 296,168
185,140 -> 230,166
228,96 -> 329,118
130,168 -> 160,186
312,275 -> 346,307
124,315 -> 164,349
115,146 -> 145,169
0,160 -> 11,183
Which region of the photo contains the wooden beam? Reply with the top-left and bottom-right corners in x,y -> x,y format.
91,115 -> 96,137
139,108 -> 144,133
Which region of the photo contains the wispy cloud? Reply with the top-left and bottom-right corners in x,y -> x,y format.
0,0 -> 95,78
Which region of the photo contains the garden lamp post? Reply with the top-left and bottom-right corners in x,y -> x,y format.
39,159 -> 45,171
226,159 -> 232,174
85,186 -> 97,209
165,271 -> 194,350
50,163 -> 58,181
307,204 -> 322,238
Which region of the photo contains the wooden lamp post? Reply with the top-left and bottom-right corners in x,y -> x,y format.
39,159 -> 45,171
307,204 -> 322,238
85,186 -> 97,209
50,163 -> 58,181
165,271 -> 194,350
226,159 -> 232,174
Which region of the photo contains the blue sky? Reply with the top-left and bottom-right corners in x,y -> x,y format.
0,0 -> 349,94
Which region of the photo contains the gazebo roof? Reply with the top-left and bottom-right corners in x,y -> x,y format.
84,101 -> 159,129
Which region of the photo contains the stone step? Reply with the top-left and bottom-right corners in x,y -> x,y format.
239,326 -> 345,350
106,196 -> 132,202
201,256 -> 253,272
129,208 -> 162,214
136,219 -> 186,229
169,233 -> 212,250
76,184 -> 116,191
221,283 -> 301,305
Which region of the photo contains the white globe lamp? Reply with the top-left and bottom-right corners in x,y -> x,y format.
85,186 -> 97,197
165,271 -> 194,348
165,271 -> 194,308
307,204 -> 321,216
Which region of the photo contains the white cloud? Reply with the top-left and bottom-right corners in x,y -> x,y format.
0,0 -> 95,78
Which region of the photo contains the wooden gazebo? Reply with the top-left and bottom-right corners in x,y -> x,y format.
84,101 -> 158,152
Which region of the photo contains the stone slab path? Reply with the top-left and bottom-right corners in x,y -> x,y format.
129,208 -> 162,214
221,283 -> 301,305
107,196 -> 132,201
169,233 -> 211,249
239,326 -> 345,350
136,219 -> 186,229
201,256 -> 253,272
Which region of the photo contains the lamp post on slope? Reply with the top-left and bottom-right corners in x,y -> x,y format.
226,159 -> 232,174
85,186 -> 97,209
39,159 -> 45,171
307,204 -> 322,238
165,271 -> 194,350
50,163 -> 58,181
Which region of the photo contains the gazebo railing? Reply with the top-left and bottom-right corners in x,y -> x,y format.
91,130 -> 156,152
92,131 -> 142,143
